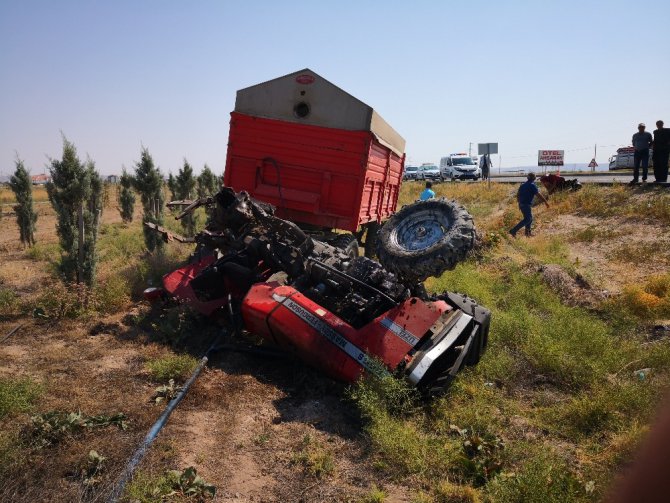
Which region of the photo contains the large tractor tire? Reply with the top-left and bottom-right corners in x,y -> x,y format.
376,198 -> 475,282
331,233 -> 359,259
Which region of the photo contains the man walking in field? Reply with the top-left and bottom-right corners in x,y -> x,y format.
509,173 -> 549,238
631,123 -> 653,184
652,120 -> 670,183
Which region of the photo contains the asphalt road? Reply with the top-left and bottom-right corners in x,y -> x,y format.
490,173 -> 666,184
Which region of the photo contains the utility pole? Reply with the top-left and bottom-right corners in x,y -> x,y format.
468,143 -> 472,157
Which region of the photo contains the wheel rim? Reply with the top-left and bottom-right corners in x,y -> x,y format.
389,207 -> 451,252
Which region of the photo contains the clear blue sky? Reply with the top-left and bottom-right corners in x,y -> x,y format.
1,0 -> 668,176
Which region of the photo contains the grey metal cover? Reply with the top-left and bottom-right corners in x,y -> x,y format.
234,68 -> 405,156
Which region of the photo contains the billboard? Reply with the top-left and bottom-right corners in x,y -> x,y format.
478,143 -> 498,155
538,150 -> 564,166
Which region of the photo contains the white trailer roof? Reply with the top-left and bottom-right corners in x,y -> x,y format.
234,68 -> 405,156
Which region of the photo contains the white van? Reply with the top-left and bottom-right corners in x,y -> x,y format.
609,147 -> 653,170
440,154 -> 481,180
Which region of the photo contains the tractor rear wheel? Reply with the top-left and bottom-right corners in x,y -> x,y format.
376,198 -> 475,282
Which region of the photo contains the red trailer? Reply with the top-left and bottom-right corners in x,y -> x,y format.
223,68 -> 406,256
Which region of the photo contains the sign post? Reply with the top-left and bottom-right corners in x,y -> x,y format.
478,143 -> 498,188
538,150 -> 564,175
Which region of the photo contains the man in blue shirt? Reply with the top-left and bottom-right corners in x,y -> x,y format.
420,181 -> 435,201
509,173 -> 549,237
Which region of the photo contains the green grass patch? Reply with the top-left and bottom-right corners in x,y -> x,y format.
122,470 -> 174,503
607,241 -> 670,266
25,242 -> 61,262
291,434 -> 335,478
485,446 -> 586,503
97,223 -> 146,262
0,377 -> 42,419
569,226 -> 622,243
146,354 -> 198,382
0,287 -> 19,316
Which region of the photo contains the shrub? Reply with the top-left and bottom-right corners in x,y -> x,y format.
47,137 -> 103,286
175,160 -> 198,236
433,481 -> 481,503
133,147 -> 165,253
359,485 -> 387,503
292,435 -> 335,478
9,158 -> 38,247
94,274 -> 131,314
0,287 -> 19,316
118,168 -> 135,223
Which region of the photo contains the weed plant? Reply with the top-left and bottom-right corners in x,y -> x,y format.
146,354 -> 198,382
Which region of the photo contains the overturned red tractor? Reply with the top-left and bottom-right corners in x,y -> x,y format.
147,69 -> 490,395
148,187 -> 489,396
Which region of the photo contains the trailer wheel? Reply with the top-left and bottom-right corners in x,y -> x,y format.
376,198 -> 475,282
331,233 -> 359,259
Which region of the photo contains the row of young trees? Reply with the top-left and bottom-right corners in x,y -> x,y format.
119,155 -> 220,239
8,139 -> 222,293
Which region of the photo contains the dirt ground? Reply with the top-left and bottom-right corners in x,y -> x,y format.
539,212 -> 670,294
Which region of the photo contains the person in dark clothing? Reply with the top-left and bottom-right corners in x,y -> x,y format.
509,173 -> 549,237
480,154 -> 491,181
652,120 -> 670,183
632,123 -> 653,183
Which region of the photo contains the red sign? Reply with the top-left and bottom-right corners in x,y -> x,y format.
295,74 -> 315,85
538,149 -> 564,166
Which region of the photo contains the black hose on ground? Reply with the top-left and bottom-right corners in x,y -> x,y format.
106,330 -> 225,503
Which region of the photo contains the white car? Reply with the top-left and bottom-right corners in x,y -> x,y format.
440,154 -> 481,181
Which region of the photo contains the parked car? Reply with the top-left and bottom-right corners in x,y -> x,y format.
420,163 -> 442,181
404,165 -> 420,180
440,154 -> 481,181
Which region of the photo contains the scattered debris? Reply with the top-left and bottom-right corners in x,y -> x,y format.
23,411 -> 128,448
152,379 -> 182,404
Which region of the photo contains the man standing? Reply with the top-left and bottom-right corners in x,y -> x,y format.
632,123 -> 653,184
480,154 -> 491,181
420,181 -> 435,200
653,120 -> 670,183
509,173 -> 549,238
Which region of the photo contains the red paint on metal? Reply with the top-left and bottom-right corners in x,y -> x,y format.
295,74 -> 315,84
241,283 -> 447,382
223,112 -> 404,232
162,256 -> 228,316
